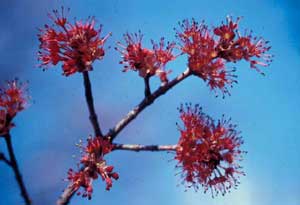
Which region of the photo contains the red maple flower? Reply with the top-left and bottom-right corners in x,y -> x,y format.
67,169 -> 94,199
176,17 -> 272,95
68,136 -> 118,199
214,16 -> 272,74
176,19 -> 236,96
0,80 -> 28,135
214,16 -> 240,43
175,104 -> 245,197
38,7 -> 111,76
116,31 -> 176,83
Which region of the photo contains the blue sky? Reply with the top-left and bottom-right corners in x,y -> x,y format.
0,0 -> 299,205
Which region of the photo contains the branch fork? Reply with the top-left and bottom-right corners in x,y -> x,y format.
57,68 -> 191,205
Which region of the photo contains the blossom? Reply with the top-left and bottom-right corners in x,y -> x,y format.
213,16 -> 239,43
38,7 -> 111,76
116,31 -> 176,83
176,17 -> 272,95
214,16 -> 272,74
0,80 -> 28,135
175,104 -> 245,197
67,136 -> 119,199
176,19 -> 236,96
67,169 -> 93,199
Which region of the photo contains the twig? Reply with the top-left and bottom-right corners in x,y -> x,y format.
113,143 -> 178,152
57,68 -> 191,205
57,144 -> 177,205
57,184 -> 77,205
82,71 -> 103,137
58,71 -> 104,205
0,152 -> 12,166
144,75 -> 151,97
108,68 -> 191,141
4,133 -> 31,205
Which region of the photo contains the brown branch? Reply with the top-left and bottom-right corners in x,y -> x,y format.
57,184 -> 77,205
57,71 -> 104,205
57,144 -> 178,205
57,144 -> 177,204
82,71 -> 103,137
108,68 -> 191,141
4,133 -> 31,205
0,152 -> 12,166
57,68 -> 191,205
112,143 -> 177,152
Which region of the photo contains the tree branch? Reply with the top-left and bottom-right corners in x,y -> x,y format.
108,68 -> 191,141
57,143 -> 178,205
57,184 -> 77,205
57,68 -> 191,205
4,133 -> 31,205
112,143 -> 177,152
82,71 -> 103,137
0,152 -> 12,166
144,75 -> 151,97
57,71 -> 104,205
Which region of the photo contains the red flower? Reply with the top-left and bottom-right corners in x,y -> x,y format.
85,135 -> 113,155
38,7 -> 111,76
68,136 -> 118,199
67,169 -> 93,199
214,16 -> 240,42
175,104 -> 245,197
0,80 -> 28,135
116,31 -> 176,83
214,16 -> 272,74
176,17 -> 272,95
176,19 -> 236,96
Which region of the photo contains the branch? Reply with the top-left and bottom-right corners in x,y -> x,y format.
4,133 -> 31,205
57,184 -> 77,205
57,71 -> 104,205
108,68 -> 191,141
0,152 -> 12,166
57,68 -> 191,205
57,144 -> 178,205
144,75 -> 151,97
82,71 -> 103,137
112,143 -> 177,152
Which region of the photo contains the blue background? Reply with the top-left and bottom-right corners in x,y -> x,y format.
0,0 -> 299,204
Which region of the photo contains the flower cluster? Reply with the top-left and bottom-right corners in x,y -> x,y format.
67,136 -> 119,199
116,31 -> 176,83
176,17 -> 272,95
0,80 -> 28,136
38,7 -> 111,76
214,17 -> 272,72
175,104 -> 245,197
